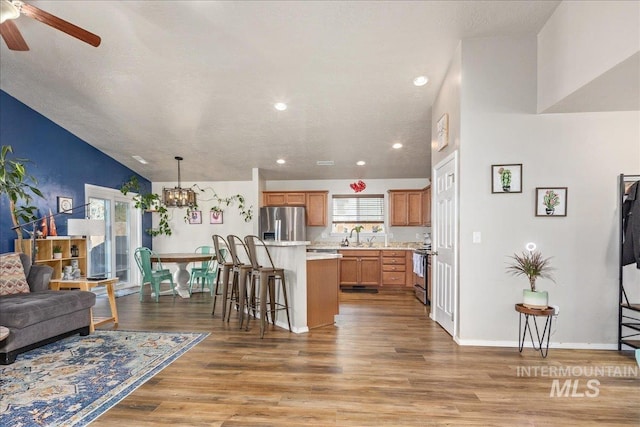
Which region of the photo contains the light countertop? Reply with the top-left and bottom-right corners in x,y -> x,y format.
306,253 -> 343,261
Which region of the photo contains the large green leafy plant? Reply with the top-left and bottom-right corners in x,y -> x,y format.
120,176 -> 171,237
0,146 -> 44,246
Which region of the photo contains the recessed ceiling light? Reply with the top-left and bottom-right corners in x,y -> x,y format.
132,155 -> 148,164
277,159 -> 286,164
356,161 -> 366,166
274,102 -> 287,111
413,76 -> 428,87
392,143 -> 403,149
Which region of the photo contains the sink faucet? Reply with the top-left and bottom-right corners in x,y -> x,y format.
350,226 -> 363,246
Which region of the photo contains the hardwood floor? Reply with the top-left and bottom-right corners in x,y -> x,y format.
90,288 -> 639,426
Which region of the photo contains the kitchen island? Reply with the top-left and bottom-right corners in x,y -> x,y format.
256,241 -> 341,333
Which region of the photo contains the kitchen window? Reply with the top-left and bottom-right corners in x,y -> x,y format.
331,194 -> 384,234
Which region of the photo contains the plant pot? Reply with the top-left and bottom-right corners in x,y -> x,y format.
523,289 -> 548,309
53,253 -> 62,259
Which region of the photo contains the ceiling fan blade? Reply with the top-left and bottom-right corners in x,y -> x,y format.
0,19 -> 29,51
20,3 -> 101,47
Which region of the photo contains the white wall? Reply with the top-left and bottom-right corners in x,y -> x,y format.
457,35 -> 640,348
537,0 -> 640,112
266,178 -> 430,244
432,42 -> 461,168
151,180 -> 256,253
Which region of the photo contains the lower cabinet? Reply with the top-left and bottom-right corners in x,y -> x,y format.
338,250 -> 380,288
381,250 -> 407,287
307,258 -> 339,329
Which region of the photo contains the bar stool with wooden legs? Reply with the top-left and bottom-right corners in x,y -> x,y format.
244,235 -> 291,338
225,235 -> 253,328
211,234 -> 232,319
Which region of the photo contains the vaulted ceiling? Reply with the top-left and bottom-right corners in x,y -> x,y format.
0,1 -> 560,182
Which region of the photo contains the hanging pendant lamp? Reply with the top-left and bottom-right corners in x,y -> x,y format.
162,156 -> 196,208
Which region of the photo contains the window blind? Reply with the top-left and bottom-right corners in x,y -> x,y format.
332,194 -> 384,223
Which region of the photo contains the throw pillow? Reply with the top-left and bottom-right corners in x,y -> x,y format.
0,253 -> 31,296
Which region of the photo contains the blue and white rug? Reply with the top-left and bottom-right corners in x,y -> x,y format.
0,330 -> 208,427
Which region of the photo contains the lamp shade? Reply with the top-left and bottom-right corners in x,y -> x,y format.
67,219 -> 105,237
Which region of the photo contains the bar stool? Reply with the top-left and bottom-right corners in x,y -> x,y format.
244,235 -> 291,338
211,235 -> 232,319
225,234 -> 253,328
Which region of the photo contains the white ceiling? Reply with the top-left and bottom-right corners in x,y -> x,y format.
0,0 -> 560,182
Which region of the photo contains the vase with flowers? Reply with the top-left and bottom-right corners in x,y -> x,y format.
506,250 -> 555,309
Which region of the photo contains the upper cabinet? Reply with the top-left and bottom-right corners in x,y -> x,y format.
388,186 -> 431,227
263,191 -> 328,226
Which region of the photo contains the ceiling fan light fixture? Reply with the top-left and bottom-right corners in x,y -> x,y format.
162,156 -> 197,208
0,0 -> 20,24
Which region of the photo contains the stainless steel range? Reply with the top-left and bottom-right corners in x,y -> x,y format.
413,247 -> 430,305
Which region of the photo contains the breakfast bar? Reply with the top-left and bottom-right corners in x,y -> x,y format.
254,241 -> 341,333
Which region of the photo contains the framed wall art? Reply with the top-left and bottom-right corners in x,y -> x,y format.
491,164 -> 522,193
210,210 -> 223,224
535,187 -> 568,217
57,196 -> 73,214
188,210 -> 202,224
436,113 -> 449,151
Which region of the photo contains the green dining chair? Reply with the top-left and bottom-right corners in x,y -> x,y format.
189,246 -> 217,296
134,247 -> 176,302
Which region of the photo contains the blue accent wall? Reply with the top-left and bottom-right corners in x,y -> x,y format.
0,90 -> 153,253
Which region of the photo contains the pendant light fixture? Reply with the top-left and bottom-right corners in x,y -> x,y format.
162,156 -> 196,208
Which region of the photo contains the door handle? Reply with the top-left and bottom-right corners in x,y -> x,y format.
431,251 -> 438,256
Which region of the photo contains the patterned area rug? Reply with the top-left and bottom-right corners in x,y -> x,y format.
0,330 -> 208,427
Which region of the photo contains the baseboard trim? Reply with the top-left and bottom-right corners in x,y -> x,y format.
455,338 -> 618,350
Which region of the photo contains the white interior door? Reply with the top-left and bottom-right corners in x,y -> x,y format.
433,152 -> 458,337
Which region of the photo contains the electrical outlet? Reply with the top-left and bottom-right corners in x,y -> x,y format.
321,232 -> 327,238
551,305 -> 560,316
416,233 -> 421,240
472,231 -> 481,243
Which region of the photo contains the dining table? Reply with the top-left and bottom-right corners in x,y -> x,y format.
152,253 -> 214,298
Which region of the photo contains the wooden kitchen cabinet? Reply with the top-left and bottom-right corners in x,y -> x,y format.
389,187 -> 430,227
305,191 -> 328,226
389,190 -> 424,226
263,192 -> 306,206
339,250 -> 380,288
263,190 -> 328,226
422,185 -> 431,227
381,250 -> 410,287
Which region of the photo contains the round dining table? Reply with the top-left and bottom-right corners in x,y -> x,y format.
152,253 -> 214,298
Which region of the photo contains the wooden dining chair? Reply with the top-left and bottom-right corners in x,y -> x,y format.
134,247 -> 176,302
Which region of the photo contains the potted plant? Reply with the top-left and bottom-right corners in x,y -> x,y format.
506,250 -> 555,309
0,145 -> 44,248
53,245 -> 63,259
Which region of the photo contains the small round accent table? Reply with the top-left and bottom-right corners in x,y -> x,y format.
0,326 -> 10,345
515,303 -> 555,358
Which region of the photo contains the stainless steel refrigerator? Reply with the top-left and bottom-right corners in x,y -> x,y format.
259,206 -> 306,241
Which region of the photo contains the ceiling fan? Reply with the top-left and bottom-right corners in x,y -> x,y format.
0,0 -> 100,51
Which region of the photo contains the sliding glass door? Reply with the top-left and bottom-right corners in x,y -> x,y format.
85,184 -> 140,287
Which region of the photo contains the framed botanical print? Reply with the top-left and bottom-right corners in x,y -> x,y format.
535,187 -> 568,217
491,164 -> 522,193
210,210 -> 223,224
436,113 -> 449,151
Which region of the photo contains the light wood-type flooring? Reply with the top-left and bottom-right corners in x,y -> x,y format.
90,288 -> 639,426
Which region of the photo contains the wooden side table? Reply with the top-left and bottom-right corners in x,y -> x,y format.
515,303 -> 555,358
50,278 -> 119,332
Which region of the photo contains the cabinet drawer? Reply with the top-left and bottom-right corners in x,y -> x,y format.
338,250 -> 379,257
382,263 -> 405,272
381,250 -> 406,257
382,256 -> 405,265
382,271 -> 405,284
